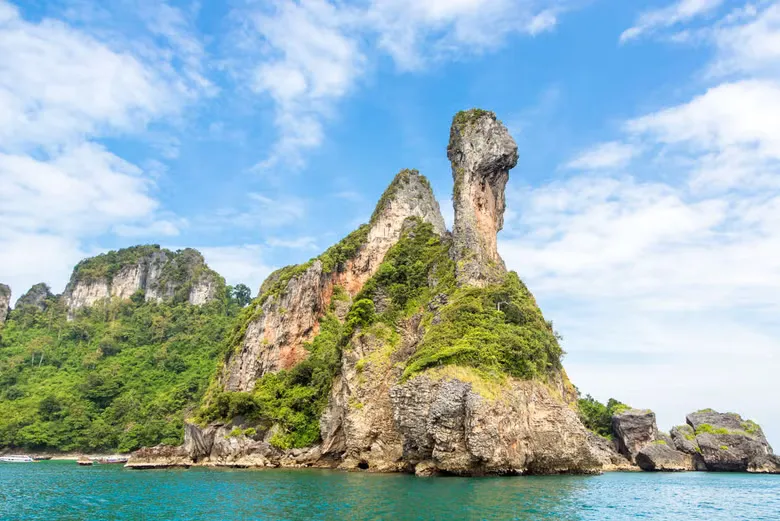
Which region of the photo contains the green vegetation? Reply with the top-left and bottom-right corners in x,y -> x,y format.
452,108 -> 494,130
720,445 -> 729,450
652,440 -> 667,445
742,420 -> 760,435
72,245 -> 166,284
695,424 -> 732,435
577,395 -> 631,438
0,293 -> 243,453
403,273 -> 563,381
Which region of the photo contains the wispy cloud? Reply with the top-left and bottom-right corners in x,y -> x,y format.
620,0 -> 724,43
565,141 -> 640,170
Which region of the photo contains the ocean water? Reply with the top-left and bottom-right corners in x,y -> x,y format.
0,462 -> 778,520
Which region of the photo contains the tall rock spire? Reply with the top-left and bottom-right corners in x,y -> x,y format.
0,284 -> 10,325
448,109 -> 518,287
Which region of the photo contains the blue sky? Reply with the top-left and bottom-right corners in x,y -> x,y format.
1,0 -> 779,443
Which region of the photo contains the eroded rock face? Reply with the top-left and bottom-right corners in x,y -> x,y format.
636,443 -> 694,472
63,247 -> 222,316
388,374 -> 602,475
448,110 -> 518,287
125,445 -> 192,469
662,410 -> 780,473
0,284 -> 10,325
221,170 -> 446,392
612,409 -> 658,463
15,283 -> 54,311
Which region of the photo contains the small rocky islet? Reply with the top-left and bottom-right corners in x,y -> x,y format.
0,110 -> 777,476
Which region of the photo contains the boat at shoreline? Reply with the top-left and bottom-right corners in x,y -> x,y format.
0,455 -> 34,462
97,456 -> 128,464
77,456 -> 93,466
32,455 -> 52,461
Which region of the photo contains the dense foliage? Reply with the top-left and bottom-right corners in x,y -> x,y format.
71,245 -> 167,283
0,293 -> 245,453
577,394 -> 630,438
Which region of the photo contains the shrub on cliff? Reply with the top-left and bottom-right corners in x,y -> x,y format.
577,395 -> 630,438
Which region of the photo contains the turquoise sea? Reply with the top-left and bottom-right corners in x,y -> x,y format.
1,462 -> 778,520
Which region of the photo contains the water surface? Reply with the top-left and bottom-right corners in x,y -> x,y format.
1,461 -> 777,520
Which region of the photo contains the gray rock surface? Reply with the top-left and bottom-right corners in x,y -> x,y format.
388,374 -> 603,475
63,247 -> 222,316
15,283 -> 54,311
636,443 -> 694,471
125,444 -> 192,469
684,410 -> 778,473
0,284 -> 10,325
612,409 -> 658,463
448,110 -> 518,287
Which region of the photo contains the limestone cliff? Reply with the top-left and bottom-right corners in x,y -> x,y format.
63,245 -> 223,315
15,283 -> 54,311
220,170 -> 446,392
448,110 -> 518,287
0,284 -> 10,325
154,110 -> 618,476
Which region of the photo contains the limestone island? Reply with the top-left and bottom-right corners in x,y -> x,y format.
1,110 -> 777,476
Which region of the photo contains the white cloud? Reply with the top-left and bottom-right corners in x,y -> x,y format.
266,236 -> 319,250
210,193 -> 308,230
620,0 -> 724,43
565,141 -> 640,170
710,3 -> 780,76
0,0 -> 209,299
0,144 -> 157,235
367,0 -> 562,70
503,3 -> 780,443
239,0 -> 571,170
114,219 -> 185,238
197,245 -> 275,294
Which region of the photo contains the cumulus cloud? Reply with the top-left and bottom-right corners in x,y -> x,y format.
238,0 -> 571,170
0,0 -> 210,297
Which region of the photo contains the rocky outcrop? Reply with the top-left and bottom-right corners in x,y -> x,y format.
448,110 -> 518,287
388,374 -> 602,475
15,283 -> 54,311
125,444 -> 192,469
612,409 -> 658,463
636,443 -> 694,471
221,170 -> 446,392
63,246 -> 223,316
685,410 -> 778,472
0,284 -> 10,325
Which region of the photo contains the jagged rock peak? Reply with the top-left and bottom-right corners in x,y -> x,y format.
220,169 -> 447,392
15,283 -> 54,311
369,169 -> 447,237
0,283 -> 10,325
63,245 -> 224,314
448,109 -> 518,287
